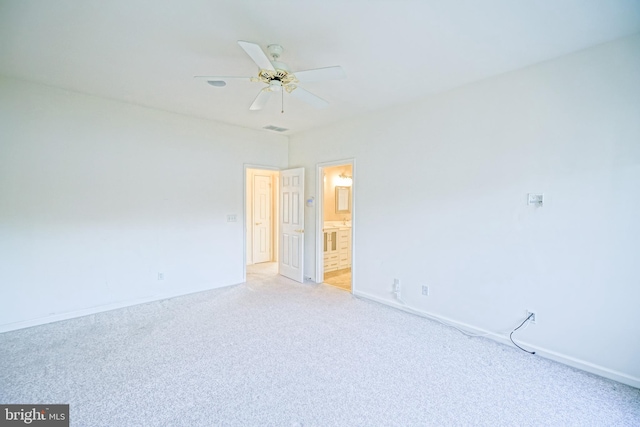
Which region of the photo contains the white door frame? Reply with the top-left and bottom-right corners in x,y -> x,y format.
243,164 -> 280,283
316,159 -> 356,290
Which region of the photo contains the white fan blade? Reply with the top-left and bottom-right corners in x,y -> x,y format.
250,88 -> 272,110
238,41 -> 275,71
293,66 -> 346,83
291,87 -> 329,109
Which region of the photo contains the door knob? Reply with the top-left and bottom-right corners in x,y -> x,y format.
295,229 -> 304,233
255,222 -> 262,225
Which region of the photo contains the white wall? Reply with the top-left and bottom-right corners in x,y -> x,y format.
0,77 -> 288,330
289,35 -> 640,386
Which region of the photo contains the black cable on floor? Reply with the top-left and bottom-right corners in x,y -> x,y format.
510,313 -> 536,354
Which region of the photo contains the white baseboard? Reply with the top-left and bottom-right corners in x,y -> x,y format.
353,289 -> 640,389
0,282 -> 238,334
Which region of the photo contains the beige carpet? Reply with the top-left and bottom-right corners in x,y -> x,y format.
324,268 -> 351,291
1,263 -> 639,426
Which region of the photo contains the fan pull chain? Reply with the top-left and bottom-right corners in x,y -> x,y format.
281,89 -> 284,114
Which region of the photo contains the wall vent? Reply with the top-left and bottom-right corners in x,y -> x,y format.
263,125 -> 289,133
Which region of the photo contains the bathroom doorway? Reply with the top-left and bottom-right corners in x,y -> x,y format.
317,160 -> 355,292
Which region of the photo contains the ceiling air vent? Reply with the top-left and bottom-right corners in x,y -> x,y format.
263,125 -> 289,133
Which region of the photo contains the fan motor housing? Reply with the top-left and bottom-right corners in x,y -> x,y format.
258,69 -> 297,92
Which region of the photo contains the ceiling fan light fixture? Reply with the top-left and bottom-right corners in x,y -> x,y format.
207,80 -> 226,87
269,80 -> 282,92
197,41 -> 345,112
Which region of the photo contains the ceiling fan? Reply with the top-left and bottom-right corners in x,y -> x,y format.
195,41 -> 346,111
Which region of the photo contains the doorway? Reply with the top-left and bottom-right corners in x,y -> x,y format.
244,166 -> 306,284
246,168 -> 278,269
317,160 -> 355,292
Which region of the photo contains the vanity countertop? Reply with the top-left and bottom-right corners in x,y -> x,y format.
323,221 -> 351,231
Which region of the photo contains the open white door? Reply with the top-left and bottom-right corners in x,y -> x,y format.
279,168 -> 304,282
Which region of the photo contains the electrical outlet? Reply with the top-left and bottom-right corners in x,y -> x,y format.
526,310 -> 536,324
421,285 -> 429,296
158,273 -> 164,281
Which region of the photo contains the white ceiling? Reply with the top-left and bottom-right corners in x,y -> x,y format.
1,0 -> 639,135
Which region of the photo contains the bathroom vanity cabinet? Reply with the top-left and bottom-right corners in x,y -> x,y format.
323,227 -> 351,272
